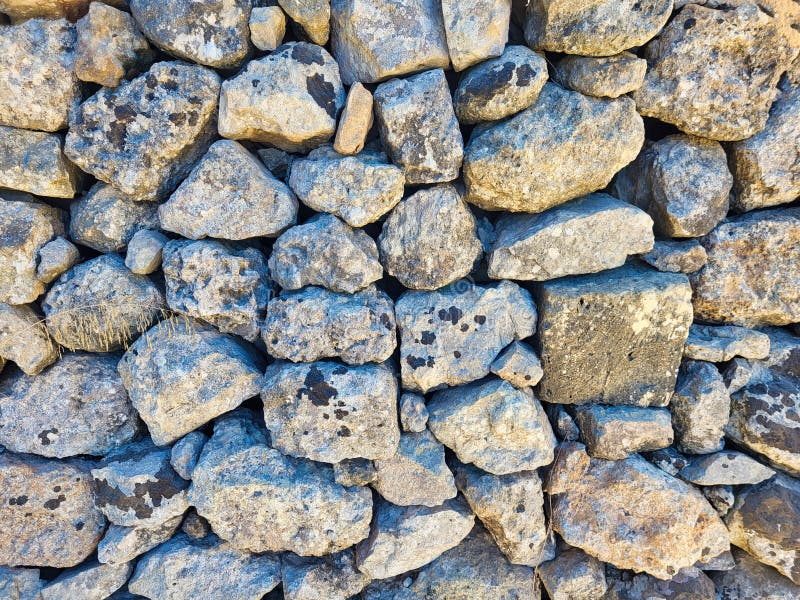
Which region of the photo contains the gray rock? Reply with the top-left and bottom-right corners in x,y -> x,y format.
489,341 -> 543,389
162,239 -> 270,342
632,3 -> 797,141
118,319 -> 264,445
128,534 -> 282,599
181,510 -> 211,539
441,0 -> 510,71
0,303 -> 58,376
249,5 -> 285,52
262,360 -> 399,463
125,229 -> 167,275
330,0 -> 449,85
188,410 -> 372,555
640,239 -> 708,274
282,550 -> 369,600
97,515 -> 182,565
399,393 -> 428,432
703,485 -> 736,517
130,0 -> 251,68
333,82 -> 374,155
671,360 -> 730,454
464,83 -> 643,213
538,548 -> 607,600
333,458 -> 377,487
612,134 -> 732,238
372,429 -> 456,507
645,446 -> 691,477
453,45 -> 548,124
65,61 -> 220,201
548,405 -> 581,442
0,18 -> 81,132
42,254 -> 165,353
555,52 -> 647,98
279,0 -> 329,45
604,566 -> 715,600
712,547 -> 800,600
536,264 -> 693,406
0,453 -> 106,568
379,184 -> 482,289
158,139 -> 298,241
429,378 -> 556,475
69,182 -> 160,253
219,42 -> 345,152
574,405 -> 673,460
40,561 -> 132,600
680,451 -> 775,486
685,324 -> 771,362
0,567 -> 41,600
36,237 -> 80,285
170,431 -> 208,480
374,69 -> 463,184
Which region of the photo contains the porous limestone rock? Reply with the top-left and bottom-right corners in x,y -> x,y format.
40,560 -> 132,600
65,61 -> 220,201
399,393 -> 428,432
118,319 -> 264,445
97,515 -> 182,565
489,341 -> 543,389
670,359 -> 730,454
712,547 -> 800,599
685,324 -> 771,362
333,82 -> 373,155
283,550 -> 369,600
680,451 -> 775,486
463,83 -> 643,212
0,127 -> 81,198
218,42 -> 345,152
125,229 -> 167,275
261,360 -> 400,463
0,303 -> 58,376
640,239 -> 708,274
0,567 -> 41,600
170,431 -> 207,481
536,264 -> 693,406
249,5 -> 285,51
36,237 -> 80,286
334,458 -> 377,487
538,548 -> 607,600
441,0 -> 510,71
574,405 -> 673,460
555,52 -> 647,98
604,566 -> 716,600
279,0 -> 329,45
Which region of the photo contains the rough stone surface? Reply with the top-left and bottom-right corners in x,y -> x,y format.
333,458 -> 377,487
170,431 -> 208,480
441,0 -> 510,71
279,0 -> 329,45
181,510 -> 211,540
399,393 -> 428,432
645,446 -> 691,477
538,548 -> 608,600
712,547 -> 800,599
671,359 -> 730,455
604,566 -> 716,600
489,341 -> 543,389
555,52 -> 647,98
97,514 -> 182,565
0,303 -> 58,376
249,5 -> 285,52
283,551 -> 368,600
0,567 -> 41,600
0,0 -> 91,20
575,405 -> 673,460
0,127 -> 81,199
640,239 -> 708,274
685,324 -> 771,363
36,237 -> 80,286
125,229 -> 167,275
40,560 -> 131,600
680,451 -> 775,486
333,82 -> 373,155
703,485 -> 736,518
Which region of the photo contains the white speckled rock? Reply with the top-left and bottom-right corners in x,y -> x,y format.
684,324 -> 771,363
0,127 -> 81,199
441,0 -> 510,71
399,393 -> 428,432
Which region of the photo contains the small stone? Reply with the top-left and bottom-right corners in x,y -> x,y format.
0,303 -> 58,376
0,0 -> 90,20
702,486 -> 736,518
257,147 -> 293,180
574,405 -> 673,460
35,237 -> 80,285
65,61 -> 219,201
712,547 -> 800,599
42,254 -> 165,353
75,2 -> 152,88
288,146 -> 405,227
645,446 -> 691,477
355,497 -> 474,579
0,567 -> 41,600
548,405 -> 581,442
219,42 -> 345,152
128,534 -> 282,599
330,0 -> 449,85
604,566 -> 715,600
262,360 -> 399,463
0,127 -> 81,199
334,458 -> 377,487
685,324 -> 772,363
0,18 -> 81,132
97,515 -> 182,565
612,134 -> 732,238
378,184 -> 482,289
640,239 -> 708,274
680,451 -> 776,486
396,279 -> 537,393
333,82 -> 373,155
118,319 -> 264,445
0,453 -> 106,568
170,431 -> 208,480
441,0 -> 510,71
671,360 -> 730,455
490,341 -> 543,389
632,3 -> 798,140
537,264 -> 693,406
464,83 -> 643,213
372,429 -> 455,507
399,393 -> 428,432
279,0 -> 329,45
538,548 -> 608,600
283,550 -> 368,600
487,193 -> 654,280
69,182 -> 160,253
125,229 -> 167,275
374,69 -> 463,184
40,560 -> 132,600
158,139 -> 298,241
181,510 -> 211,539
249,6 -> 286,52
429,378 -> 556,475
555,52 -> 647,98
453,44 -> 548,124
129,0 -> 250,68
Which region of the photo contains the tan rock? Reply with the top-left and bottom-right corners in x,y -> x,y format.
441,0 -> 510,71
0,0 -> 90,21
555,52 -> 647,98
0,303 -> 58,375
0,127 -> 81,199
249,6 -> 286,52
333,83 -> 373,155
278,0 -> 329,45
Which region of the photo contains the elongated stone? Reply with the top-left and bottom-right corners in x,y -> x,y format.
574,405 -> 673,460
680,451 -> 775,486
640,239 -> 707,274
333,82 -> 373,155
40,561 -> 132,600
97,515 -> 182,565
684,325 -> 771,363
671,360 -> 730,455
555,52 -> 647,98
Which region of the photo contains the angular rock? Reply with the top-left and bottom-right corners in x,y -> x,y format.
36,237 -> 80,285
574,405 -> 673,460
396,279 -> 537,392
680,451 -> 775,486
538,548 -> 608,600
632,3 -> 797,140
645,446 -> 691,477
604,566 -> 715,600
464,83 -> 643,212
0,567 -> 41,600
158,139 -> 298,240
547,442 -> 730,579
65,61 -> 220,201
334,458 -> 377,487
40,561 -> 132,600
555,52 -> 647,98
640,239 -> 708,274
125,229 -> 167,275
487,193 -> 654,280
399,393 -> 428,432
118,319 -> 264,445
489,341 -> 543,389
97,514 -> 182,565
685,325 -> 771,363
283,552 -> 368,600
549,405 -> 581,442
167,432 -> 205,481
0,303 -> 58,376
249,5 -> 285,52
703,485 -> 736,518
333,82 -> 373,155
537,264 -> 693,406
279,0 -> 329,45
219,42 -> 345,152
0,127 -> 81,199
671,360 -> 730,454
712,547 -> 800,599
441,0 -> 510,71
428,378 -> 556,475
453,44 -> 548,124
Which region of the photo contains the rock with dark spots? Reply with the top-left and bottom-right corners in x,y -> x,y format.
685,325 -> 771,363
645,446 -> 691,477
249,5 -> 286,52
374,69 -> 463,184
487,193 -> 654,281
279,0 -> 329,45
399,393 -> 428,432
330,0 -> 449,85
334,458 -> 377,487
288,146 -> 404,227
490,341 -> 543,389
0,303 -> 58,376
372,429 -> 455,506
97,514 -> 182,565
604,566 -> 715,600
396,279 -> 537,393
128,534 -> 282,599
0,128 -> 81,199
129,0 -> 250,68
640,239 -> 708,274
703,485 -> 736,518
162,239 -> 270,342
170,431 -> 208,481
0,453 -> 106,568
523,0 -> 671,56
537,548 -> 607,600
118,319 -> 264,445
574,405 -> 673,460
547,442 -> 730,579
0,19 -> 81,132
378,185 -> 482,289
36,237 -> 80,286
262,360 -> 399,463
453,45 -> 548,124
612,134 -> 732,238
65,61 -> 220,201
125,229 -> 167,275
670,359 -> 730,455
726,474 -> 800,584
188,410 -> 372,555
159,140 -> 298,241
42,254 -> 165,353
181,510 -> 211,539
632,3 -> 797,141
537,264 -> 693,406
428,378 -> 556,475
333,82 -> 373,155
464,83 -> 643,213
269,213 -> 381,293
712,547 -> 800,599
680,451 -> 775,486
219,42 -> 344,152
555,52 -> 647,98
441,0 -> 510,71
355,497 -> 475,579
282,550 -> 369,600
69,183 -> 160,253
0,567 -> 41,600
40,560 -> 132,600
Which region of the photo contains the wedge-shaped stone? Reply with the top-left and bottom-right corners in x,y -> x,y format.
555,52 -> 647,99
282,550 -> 369,600
0,127 -> 81,199
97,515 -> 182,565
0,303 -> 58,376
574,405 -> 673,460
685,325 -> 771,363
641,239 -> 707,274
671,360 -> 730,455
333,83 -> 373,155
40,560 -> 132,600
170,431 -> 207,481
680,451 -> 775,486
441,0 -> 510,71
249,6 -> 285,52
125,229 -> 167,275
490,340 -> 543,389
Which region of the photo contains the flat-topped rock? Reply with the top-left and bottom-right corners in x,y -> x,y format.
489,341 -> 543,389
40,560 -> 131,600
640,239 -> 708,274
685,324 -> 771,362
680,451 -> 775,486
441,0 -> 510,72
555,52 -> 647,98
574,405 -> 673,460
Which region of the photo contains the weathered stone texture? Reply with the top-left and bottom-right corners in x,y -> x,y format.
0,303 -> 58,376
574,405 -> 673,460
441,0 -> 510,72
555,52 -> 647,98
671,360 -> 730,455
